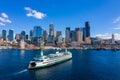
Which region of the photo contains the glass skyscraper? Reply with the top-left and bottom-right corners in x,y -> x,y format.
33,26 -> 43,37
49,24 -> 54,36
82,28 -> 86,41
21,31 -> 26,40
85,21 -> 90,37
65,27 -> 70,43
8,29 -> 14,41
70,30 -> 75,42
33,26 -> 43,46
30,30 -> 33,40
2,30 -> 7,40
43,30 -> 48,41
47,24 -> 54,45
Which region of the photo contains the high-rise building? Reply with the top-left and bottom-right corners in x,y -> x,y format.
75,28 -> 80,41
47,24 -> 55,45
82,28 -> 86,41
8,29 -> 14,42
2,30 -> 7,41
33,26 -> 43,46
49,24 -> 54,36
76,29 -> 83,43
43,30 -> 48,41
25,34 -> 28,40
21,31 -> 26,40
30,30 -> 33,40
111,34 -> 115,44
85,21 -> 90,37
15,34 -> 21,42
56,31 -> 62,41
33,26 -> 43,37
65,27 -> 70,43
57,35 -> 62,45
70,30 -> 75,42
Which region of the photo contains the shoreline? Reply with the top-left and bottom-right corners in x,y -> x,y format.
0,45 -> 120,51
0,47 -> 119,51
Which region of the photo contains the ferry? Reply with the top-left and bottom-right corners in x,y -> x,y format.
28,49 -> 72,70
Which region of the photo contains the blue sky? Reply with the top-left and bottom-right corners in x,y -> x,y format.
0,0 -> 120,39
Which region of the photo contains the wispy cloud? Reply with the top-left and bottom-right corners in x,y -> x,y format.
113,27 -> 120,30
113,17 -> 120,24
0,12 -> 12,26
114,33 -> 120,40
113,16 -> 120,30
24,7 -> 46,19
96,33 -> 111,39
0,22 -> 5,26
95,33 -> 120,40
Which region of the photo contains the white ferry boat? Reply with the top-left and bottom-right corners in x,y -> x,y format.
28,49 -> 72,70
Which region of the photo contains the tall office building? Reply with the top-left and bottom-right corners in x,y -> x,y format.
70,30 -> 75,42
85,21 -> 90,37
8,29 -> 14,42
33,26 -> 43,37
25,34 -> 28,40
21,31 -> 26,40
111,34 -> 115,44
43,30 -> 48,41
2,30 -> 7,41
49,24 -> 54,36
65,27 -> 70,43
30,30 -> 33,40
76,29 -> 82,43
47,24 -> 55,45
33,26 -> 43,46
15,34 -> 21,42
75,28 -> 80,41
57,35 -> 62,45
82,28 -> 86,41
56,31 -> 62,41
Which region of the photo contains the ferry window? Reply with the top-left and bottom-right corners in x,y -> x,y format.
41,60 -> 44,62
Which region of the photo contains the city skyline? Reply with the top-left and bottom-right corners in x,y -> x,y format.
0,0 -> 120,39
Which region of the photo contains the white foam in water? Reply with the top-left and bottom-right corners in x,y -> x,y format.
13,69 -> 27,75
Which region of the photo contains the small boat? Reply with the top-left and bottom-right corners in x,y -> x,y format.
28,49 -> 72,70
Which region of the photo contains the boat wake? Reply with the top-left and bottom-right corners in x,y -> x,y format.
13,69 -> 27,75
0,69 -> 28,80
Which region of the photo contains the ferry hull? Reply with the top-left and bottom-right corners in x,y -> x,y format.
28,57 -> 72,70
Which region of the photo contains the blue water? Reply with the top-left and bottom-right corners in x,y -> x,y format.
0,49 -> 120,80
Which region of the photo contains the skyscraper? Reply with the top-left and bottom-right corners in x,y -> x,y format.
21,31 -> 26,40
30,30 -> 33,40
15,34 -> 21,42
82,28 -> 86,41
56,31 -> 62,41
43,30 -> 48,41
75,28 -> 82,43
33,26 -> 43,37
25,34 -> 28,40
2,30 -> 7,41
49,24 -> 54,36
33,26 -> 43,46
47,24 -> 55,45
8,29 -> 14,42
70,30 -> 75,42
111,34 -> 115,44
65,27 -> 70,43
85,21 -> 90,37
75,28 -> 80,41
57,35 -> 62,45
